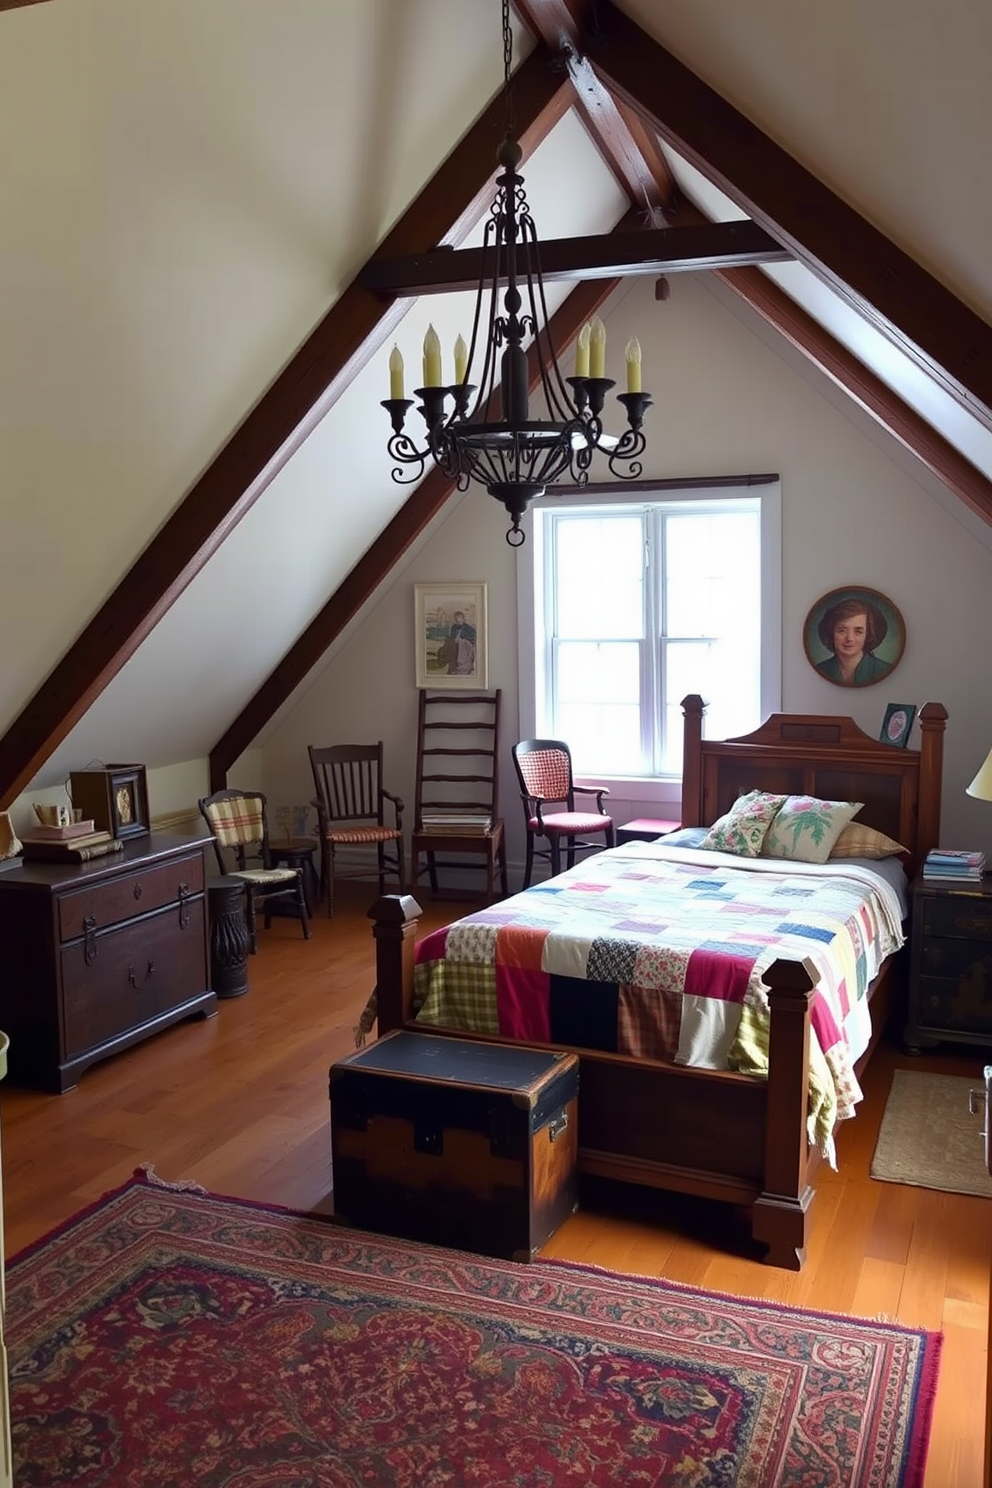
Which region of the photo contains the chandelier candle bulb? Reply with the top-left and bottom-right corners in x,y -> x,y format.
574,322 -> 591,378
589,317 -> 607,379
423,325 -> 442,388
625,337 -> 642,394
454,334 -> 468,385
389,345 -> 405,401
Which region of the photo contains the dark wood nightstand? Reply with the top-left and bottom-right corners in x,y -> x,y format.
905,872 -> 992,1051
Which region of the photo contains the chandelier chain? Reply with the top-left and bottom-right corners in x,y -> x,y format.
502,0 -> 514,139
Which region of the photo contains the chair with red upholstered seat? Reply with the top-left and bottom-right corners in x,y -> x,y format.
308,743 -> 406,917
511,738 -> 615,889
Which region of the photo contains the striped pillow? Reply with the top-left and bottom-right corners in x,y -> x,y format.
829,823 -> 907,860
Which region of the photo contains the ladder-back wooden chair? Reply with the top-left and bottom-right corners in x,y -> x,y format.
198,788 -> 311,953
411,689 -> 508,905
511,738 -> 615,888
308,743 -> 406,917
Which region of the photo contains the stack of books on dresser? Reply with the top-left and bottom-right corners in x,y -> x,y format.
20,820 -> 124,863
922,848 -> 986,882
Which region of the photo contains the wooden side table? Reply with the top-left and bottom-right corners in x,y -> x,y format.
905,872 -> 992,1051
268,838 -> 320,917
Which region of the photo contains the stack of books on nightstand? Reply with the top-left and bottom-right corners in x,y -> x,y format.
922,848 -> 986,882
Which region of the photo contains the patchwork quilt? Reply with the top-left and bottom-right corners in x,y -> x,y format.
413,842 -> 907,1160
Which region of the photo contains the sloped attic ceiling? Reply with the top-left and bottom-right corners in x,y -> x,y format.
1,0 -> 991,804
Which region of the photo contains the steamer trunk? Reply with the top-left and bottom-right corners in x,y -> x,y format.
330,1030 -> 579,1261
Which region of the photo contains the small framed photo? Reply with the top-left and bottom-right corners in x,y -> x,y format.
414,583 -> 488,690
880,703 -> 916,748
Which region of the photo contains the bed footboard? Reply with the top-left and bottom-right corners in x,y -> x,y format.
368,896 -> 818,1269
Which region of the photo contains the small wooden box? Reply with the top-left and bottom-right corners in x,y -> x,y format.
330,1030 -> 579,1261
69,765 -> 150,841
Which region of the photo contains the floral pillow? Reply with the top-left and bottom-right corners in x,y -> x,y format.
699,790 -> 788,857
762,796 -> 863,864
828,823 -> 907,860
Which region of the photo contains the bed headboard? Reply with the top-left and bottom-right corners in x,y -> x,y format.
679,695 -> 948,876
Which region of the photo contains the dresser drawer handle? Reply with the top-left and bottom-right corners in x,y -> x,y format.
128,960 -> 156,989
133,883 -> 143,901
83,914 -> 98,966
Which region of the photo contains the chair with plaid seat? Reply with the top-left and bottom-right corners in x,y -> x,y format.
511,738 -> 615,889
308,743 -> 406,917
198,789 -> 311,953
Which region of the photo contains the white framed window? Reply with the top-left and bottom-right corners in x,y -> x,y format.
516,481 -> 781,787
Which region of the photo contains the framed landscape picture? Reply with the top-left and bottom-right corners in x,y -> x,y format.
414,582 -> 488,690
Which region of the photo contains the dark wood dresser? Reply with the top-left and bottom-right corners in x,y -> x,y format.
0,832 -> 216,1092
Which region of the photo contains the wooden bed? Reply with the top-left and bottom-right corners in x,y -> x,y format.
368,694 -> 948,1269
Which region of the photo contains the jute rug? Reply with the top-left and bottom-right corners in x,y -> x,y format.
871,1069 -> 992,1196
7,1170 -> 940,1487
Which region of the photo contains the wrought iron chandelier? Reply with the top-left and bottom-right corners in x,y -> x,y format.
381,0 -> 652,546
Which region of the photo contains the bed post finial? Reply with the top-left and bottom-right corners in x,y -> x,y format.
680,695 -> 706,828
368,894 -> 422,1035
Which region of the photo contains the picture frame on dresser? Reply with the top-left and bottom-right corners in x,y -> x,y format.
69,765 -> 150,840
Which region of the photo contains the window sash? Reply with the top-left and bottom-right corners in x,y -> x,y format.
518,483 -> 781,783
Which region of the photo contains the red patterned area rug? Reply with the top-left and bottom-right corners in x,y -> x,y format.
8,1172 -> 940,1487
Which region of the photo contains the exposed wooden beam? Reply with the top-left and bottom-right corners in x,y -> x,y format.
514,0 -> 670,217
0,47 -> 573,808
581,1 -> 992,434
512,0 -> 587,49
208,214 -> 647,789
360,222 -> 788,295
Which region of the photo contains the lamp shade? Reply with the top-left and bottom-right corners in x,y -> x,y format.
966,746 -> 992,802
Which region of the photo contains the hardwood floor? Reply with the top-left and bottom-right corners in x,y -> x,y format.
1,885 -> 988,1485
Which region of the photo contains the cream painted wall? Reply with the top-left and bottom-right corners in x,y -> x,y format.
0,0 -> 521,735
259,271 -> 992,885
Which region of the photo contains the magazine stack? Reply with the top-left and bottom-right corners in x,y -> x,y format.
921,848 -> 986,883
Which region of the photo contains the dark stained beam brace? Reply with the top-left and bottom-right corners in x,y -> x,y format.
718,261 -> 992,529
360,221 -> 789,295
0,48 -> 573,808
208,213 -> 647,789
526,0 -> 992,539
581,1 -> 992,433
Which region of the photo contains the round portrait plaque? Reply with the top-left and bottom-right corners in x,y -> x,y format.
802,586 -> 906,688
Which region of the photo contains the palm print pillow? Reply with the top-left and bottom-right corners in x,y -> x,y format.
762,796 -> 863,864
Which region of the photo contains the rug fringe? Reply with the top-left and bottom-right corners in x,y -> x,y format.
136,1163 -> 207,1194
